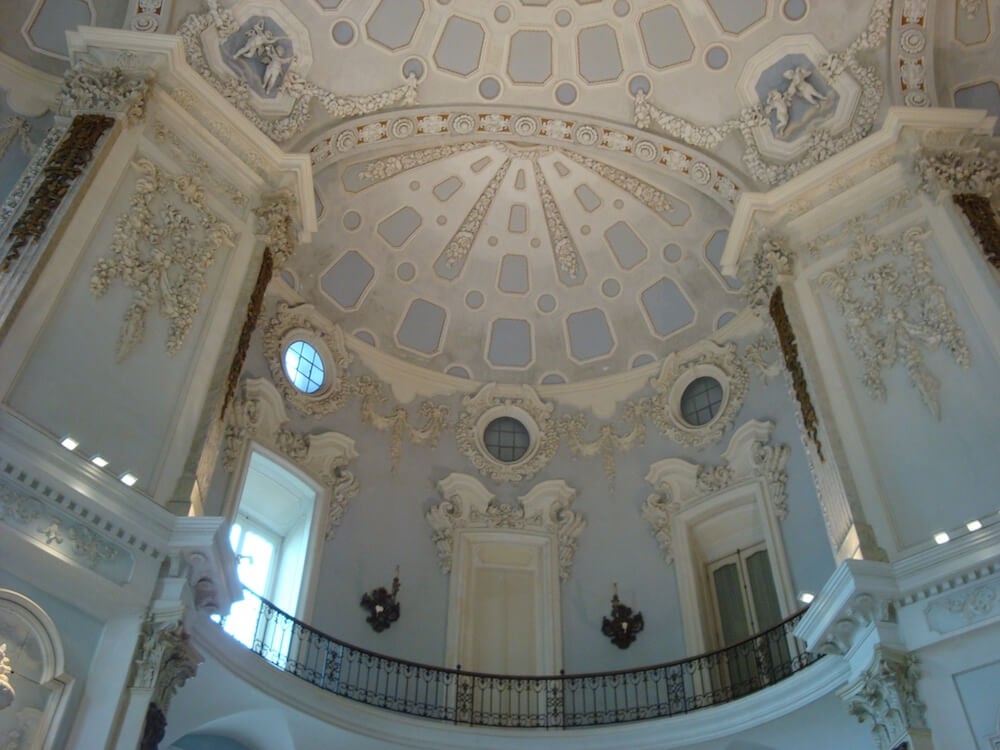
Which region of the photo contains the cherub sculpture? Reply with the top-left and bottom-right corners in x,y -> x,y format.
784,65 -> 826,106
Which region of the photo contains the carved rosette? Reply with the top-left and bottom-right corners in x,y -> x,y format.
649,341 -> 749,448
262,302 -> 353,416
819,225 -> 970,418
643,420 -> 789,563
90,158 -> 237,361
843,648 -> 928,750
455,383 -> 560,482
426,474 -> 585,581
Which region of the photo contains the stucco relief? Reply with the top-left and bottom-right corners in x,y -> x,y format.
634,0 -> 892,186
427,473 -> 585,581
642,420 -> 789,564
90,158 -> 236,361
179,0 -> 418,142
818,225 -> 970,419
648,341 -> 750,448
925,577 -> 1000,635
844,648 -> 928,750
223,378 -> 359,541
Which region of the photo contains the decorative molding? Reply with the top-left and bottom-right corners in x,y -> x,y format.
914,146 -> 1000,196
57,60 -> 151,126
818,224 -> 970,418
891,0 -> 935,108
843,648 -> 927,750
953,193 -> 1000,272
3,115 -> 113,272
151,119 -> 249,213
924,577 -> 1000,635
455,383 -> 560,482
223,378 -> 359,540
427,473 -> 584,581
0,125 -> 65,239
560,399 -> 646,485
253,191 -> 298,266
633,0 -> 891,186
131,619 -> 201,714
355,376 -> 448,471
649,341 -> 749,447
126,0 -> 171,33
90,157 -> 237,361
179,1 -> 418,142
532,155 -> 582,280
0,642 -> 12,710
770,286 -> 824,460
741,236 -> 794,311
440,156 -> 512,272
0,117 -> 34,161
307,108 -> 745,211
262,302 -> 353,416
223,247 -> 273,418
0,477 -> 133,583
562,149 -> 674,214
643,420 -> 789,564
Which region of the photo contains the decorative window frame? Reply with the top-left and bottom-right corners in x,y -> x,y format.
0,589 -> 73,750
650,340 -> 749,447
642,420 -> 794,653
263,302 -> 353,416
426,473 -> 584,675
455,383 -> 560,482
223,377 -> 359,541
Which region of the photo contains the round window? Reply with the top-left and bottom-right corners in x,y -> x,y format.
483,417 -> 530,463
680,376 -> 724,426
283,340 -> 325,394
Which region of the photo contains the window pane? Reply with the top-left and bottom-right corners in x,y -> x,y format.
237,530 -> 275,594
746,549 -> 782,630
713,563 -> 751,645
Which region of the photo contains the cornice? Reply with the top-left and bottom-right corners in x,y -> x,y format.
64,27 -> 316,239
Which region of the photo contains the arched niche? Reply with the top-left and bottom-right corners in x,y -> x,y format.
0,589 -> 73,750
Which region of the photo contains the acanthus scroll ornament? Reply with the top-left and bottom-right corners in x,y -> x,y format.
57,60 -> 151,126
642,420 -> 789,564
844,648 -> 927,750
426,474 -> 585,581
90,158 -> 236,361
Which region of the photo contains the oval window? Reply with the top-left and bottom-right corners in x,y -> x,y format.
483,417 -> 531,463
283,340 -> 325,394
680,376 -> 724,426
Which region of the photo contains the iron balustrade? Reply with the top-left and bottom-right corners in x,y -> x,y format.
217,588 -> 821,728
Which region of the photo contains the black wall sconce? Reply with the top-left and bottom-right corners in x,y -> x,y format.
601,583 -> 643,649
361,566 -> 401,633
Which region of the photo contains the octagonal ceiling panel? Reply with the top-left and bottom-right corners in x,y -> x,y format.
305,142 -> 737,383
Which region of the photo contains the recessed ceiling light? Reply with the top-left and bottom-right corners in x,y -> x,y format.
119,473 -> 138,487
60,436 -> 79,451
933,532 -> 950,545
966,520 -> 983,532
91,456 -> 109,468
798,592 -> 815,604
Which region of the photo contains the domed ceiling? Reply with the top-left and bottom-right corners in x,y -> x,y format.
303,140 -> 739,383
279,0 -> 873,384
102,0 -> 994,384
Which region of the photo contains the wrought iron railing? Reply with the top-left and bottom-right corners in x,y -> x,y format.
216,589 -> 821,728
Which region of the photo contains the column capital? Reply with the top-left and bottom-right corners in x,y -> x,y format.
841,647 -> 929,750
